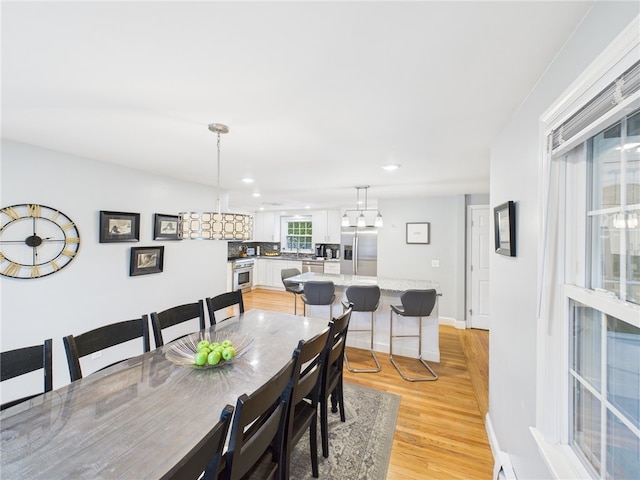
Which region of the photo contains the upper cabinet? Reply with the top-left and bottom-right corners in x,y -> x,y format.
312,209 -> 341,244
255,209 -> 340,244
253,211 -> 280,242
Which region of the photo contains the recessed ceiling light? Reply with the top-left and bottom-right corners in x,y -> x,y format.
252,193 -> 261,197
305,205 -> 310,209
242,178 -> 254,183
382,164 -> 400,171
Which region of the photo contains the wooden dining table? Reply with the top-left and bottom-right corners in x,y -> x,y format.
0,310 -> 329,479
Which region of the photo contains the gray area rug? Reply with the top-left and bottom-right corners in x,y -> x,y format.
289,382 -> 400,479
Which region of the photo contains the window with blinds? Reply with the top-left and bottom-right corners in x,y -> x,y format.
551,60 -> 640,154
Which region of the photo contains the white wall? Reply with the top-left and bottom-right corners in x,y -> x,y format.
488,3 -> 639,478
1,141 -> 229,399
377,195 -> 466,324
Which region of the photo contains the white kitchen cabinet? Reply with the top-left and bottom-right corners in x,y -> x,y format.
312,210 -> 341,244
226,261 -> 233,291
254,259 -> 303,289
255,259 -> 272,287
253,211 -> 279,242
323,261 -> 340,275
326,209 -> 342,243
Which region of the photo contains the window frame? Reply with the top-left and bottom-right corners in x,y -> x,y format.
279,216 -> 313,253
534,17 -> 640,479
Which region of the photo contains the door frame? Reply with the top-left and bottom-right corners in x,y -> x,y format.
466,204 -> 490,329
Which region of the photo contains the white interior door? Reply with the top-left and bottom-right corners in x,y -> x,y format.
468,206 -> 490,330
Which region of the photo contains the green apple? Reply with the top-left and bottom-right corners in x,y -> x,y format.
196,340 -> 210,351
207,350 -> 222,365
194,351 -> 208,366
221,340 -> 233,348
222,346 -> 236,361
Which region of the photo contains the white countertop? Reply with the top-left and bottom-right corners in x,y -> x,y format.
287,272 -> 440,294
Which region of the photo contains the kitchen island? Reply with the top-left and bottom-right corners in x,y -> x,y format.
288,272 -> 442,362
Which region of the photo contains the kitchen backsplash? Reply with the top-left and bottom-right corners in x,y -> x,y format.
228,242 -> 280,259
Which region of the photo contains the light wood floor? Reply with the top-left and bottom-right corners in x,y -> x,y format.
243,288 -> 494,479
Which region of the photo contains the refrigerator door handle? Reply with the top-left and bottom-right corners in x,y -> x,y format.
353,236 -> 358,275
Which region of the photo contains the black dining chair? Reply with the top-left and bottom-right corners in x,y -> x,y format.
282,327 -> 331,479
318,306 -> 352,458
220,357 -> 297,480
389,289 -> 439,381
63,316 -> 151,382
342,285 -> 381,373
301,281 -> 335,320
1,339 -> 53,410
150,300 -> 205,347
206,290 -> 244,325
162,404 -> 234,480
281,268 -> 304,315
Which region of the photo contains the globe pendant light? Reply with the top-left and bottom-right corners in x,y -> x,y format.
178,123 -> 252,240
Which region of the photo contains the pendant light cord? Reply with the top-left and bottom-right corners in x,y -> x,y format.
216,131 -> 221,215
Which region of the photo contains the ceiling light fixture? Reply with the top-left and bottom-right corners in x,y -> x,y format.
382,164 -> 400,172
342,185 -> 383,228
178,123 -> 252,240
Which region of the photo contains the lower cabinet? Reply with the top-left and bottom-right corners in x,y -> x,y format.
255,259 -> 303,289
323,261 -> 340,275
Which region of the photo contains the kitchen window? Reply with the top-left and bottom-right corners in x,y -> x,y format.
282,218 -> 312,252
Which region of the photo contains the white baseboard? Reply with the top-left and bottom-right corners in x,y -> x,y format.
486,413 -> 517,480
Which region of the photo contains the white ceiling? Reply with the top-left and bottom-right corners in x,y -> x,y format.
2,1 -> 594,212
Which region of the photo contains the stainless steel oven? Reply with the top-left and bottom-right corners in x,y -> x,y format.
233,258 -> 255,293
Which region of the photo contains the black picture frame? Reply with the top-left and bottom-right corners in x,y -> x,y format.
494,201 -> 516,256
100,211 -> 140,243
153,214 -> 180,240
406,222 -> 430,244
130,246 -> 164,276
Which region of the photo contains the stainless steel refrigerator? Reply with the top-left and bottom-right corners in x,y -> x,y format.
340,226 -> 377,276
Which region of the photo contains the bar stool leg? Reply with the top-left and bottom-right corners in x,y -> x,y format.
345,311 -> 381,373
389,311 -> 438,382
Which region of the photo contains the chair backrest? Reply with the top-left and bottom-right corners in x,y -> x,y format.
281,268 -> 301,286
400,289 -> 437,317
325,307 -> 352,382
205,291 -> 244,325
1,339 -> 53,410
303,281 -> 335,305
161,404 -> 234,480
63,316 -> 151,382
290,328 -> 330,407
223,357 -> 296,480
280,328 -> 331,479
345,285 -> 381,312
150,300 -> 205,347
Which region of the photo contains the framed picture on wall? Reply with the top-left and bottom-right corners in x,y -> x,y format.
494,201 -> 516,256
100,211 -> 140,243
406,222 -> 430,244
130,246 -> 164,276
153,214 -> 180,240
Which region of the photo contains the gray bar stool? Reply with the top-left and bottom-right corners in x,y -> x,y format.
281,268 -> 304,315
389,289 -> 439,381
301,281 -> 335,319
342,285 -> 381,373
